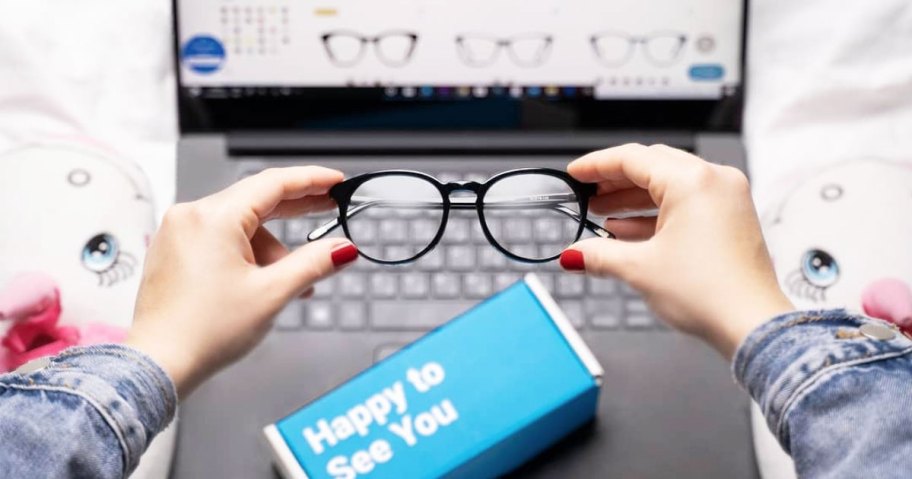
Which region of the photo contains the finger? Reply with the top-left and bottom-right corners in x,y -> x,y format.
250,227 -> 289,266
267,194 -> 337,221
558,237 -> 643,280
603,217 -> 657,241
589,187 -> 656,215
259,238 -> 358,300
568,143 -> 702,201
213,166 -> 344,232
298,287 -> 315,300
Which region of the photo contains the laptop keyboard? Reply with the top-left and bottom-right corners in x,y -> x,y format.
258,170 -> 661,332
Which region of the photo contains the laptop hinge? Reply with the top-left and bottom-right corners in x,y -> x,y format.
226,131 -> 695,157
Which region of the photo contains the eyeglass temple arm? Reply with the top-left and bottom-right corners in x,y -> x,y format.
307,195 -> 623,241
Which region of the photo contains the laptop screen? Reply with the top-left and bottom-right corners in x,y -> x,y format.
174,0 -> 745,132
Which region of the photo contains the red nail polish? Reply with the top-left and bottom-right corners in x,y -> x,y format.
331,243 -> 358,268
560,249 -> 585,271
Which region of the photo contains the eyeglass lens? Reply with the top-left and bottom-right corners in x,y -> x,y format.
346,175 -> 445,262
482,173 -> 580,260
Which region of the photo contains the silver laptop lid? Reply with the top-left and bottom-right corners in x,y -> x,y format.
172,0 -> 746,133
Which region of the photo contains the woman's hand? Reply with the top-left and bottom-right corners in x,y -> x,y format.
561,144 -> 793,358
126,167 -> 358,398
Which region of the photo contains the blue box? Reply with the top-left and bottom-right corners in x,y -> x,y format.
263,273 -> 603,479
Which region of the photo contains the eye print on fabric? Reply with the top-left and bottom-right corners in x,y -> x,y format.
81,233 -> 136,287
786,248 -> 840,302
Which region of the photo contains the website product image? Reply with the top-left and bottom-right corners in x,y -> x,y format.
321,30 -> 419,67
590,30 -> 688,67
455,32 -> 554,67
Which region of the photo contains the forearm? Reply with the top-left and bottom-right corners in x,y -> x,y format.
0,345 -> 177,478
734,309 -> 912,478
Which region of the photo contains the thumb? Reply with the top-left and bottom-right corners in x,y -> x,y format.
259,238 -> 358,301
559,237 -> 642,280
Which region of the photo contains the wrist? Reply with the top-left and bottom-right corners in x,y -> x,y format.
709,289 -> 795,360
124,328 -> 201,399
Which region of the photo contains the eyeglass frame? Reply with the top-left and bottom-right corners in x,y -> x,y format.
320,30 -> 420,68
307,168 -> 614,265
589,30 -> 688,67
455,33 -> 554,68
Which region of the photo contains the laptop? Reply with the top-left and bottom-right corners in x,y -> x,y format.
171,1 -> 757,477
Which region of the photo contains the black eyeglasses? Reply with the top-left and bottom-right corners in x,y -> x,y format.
307,168 -> 613,264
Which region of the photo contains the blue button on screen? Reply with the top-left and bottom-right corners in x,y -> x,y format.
688,64 -> 725,81
181,35 -> 226,75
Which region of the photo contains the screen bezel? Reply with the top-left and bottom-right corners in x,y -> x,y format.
172,0 -> 748,133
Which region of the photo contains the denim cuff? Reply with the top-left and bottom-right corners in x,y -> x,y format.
732,309 -> 912,452
4,344 -> 177,475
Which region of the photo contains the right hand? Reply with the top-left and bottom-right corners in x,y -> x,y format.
561,144 -> 793,358
127,166 -> 357,398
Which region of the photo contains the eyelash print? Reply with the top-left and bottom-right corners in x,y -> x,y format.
94,251 -> 136,287
81,233 -> 137,288
785,268 -> 827,303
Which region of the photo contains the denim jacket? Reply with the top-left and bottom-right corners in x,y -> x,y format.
0,344 -> 175,478
1,310 -> 911,478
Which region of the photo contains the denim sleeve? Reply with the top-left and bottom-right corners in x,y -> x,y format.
734,309 -> 912,478
0,344 -> 177,478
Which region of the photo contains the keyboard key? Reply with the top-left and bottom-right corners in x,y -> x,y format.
507,244 -> 538,266
304,302 -> 333,329
556,274 -> 585,298
273,301 -> 302,330
560,301 -> 585,328
348,220 -> 377,244
285,218 -> 314,244
625,298 -> 654,328
401,273 -> 430,298
372,301 -> 475,330
534,218 -> 564,242
626,314 -> 655,329
380,219 -> 408,242
536,273 -> 555,293
494,273 -> 522,291
385,245 -> 413,262
411,219 -> 439,243
446,245 -> 475,271
418,248 -> 445,271
587,298 -> 622,329
503,218 -> 532,242
626,298 -> 650,314
370,273 -> 398,299
339,273 -> 367,298
313,278 -> 334,299
432,273 -> 461,299
463,273 -> 493,298
447,219 -> 471,242
479,247 -> 507,270
589,278 -> 618,296
338,303 -> 367,330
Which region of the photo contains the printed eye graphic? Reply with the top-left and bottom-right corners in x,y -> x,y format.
801,249 -> 840,287
81,233 -> 136,287
786,248 -> 840,302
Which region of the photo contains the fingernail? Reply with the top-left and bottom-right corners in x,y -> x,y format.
331,243 -> 358,268
559,249 -> 585,271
